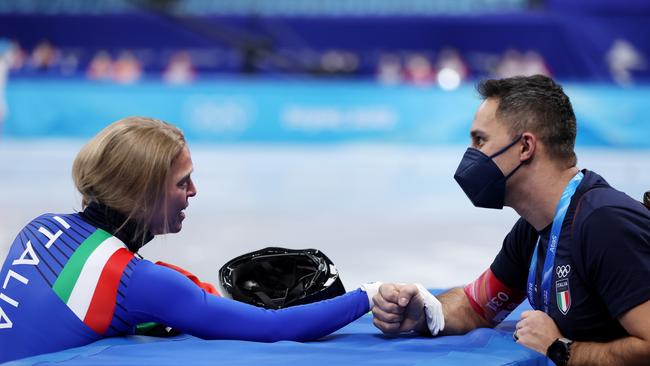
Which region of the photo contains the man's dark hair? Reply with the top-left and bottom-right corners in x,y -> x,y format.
477,75 -> 577,167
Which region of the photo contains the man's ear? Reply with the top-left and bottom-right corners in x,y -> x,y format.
520,132 -> 536,162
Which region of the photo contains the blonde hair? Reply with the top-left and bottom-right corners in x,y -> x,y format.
72,116 -> 185,242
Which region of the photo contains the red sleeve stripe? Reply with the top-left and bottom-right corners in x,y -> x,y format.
84,248 -> 134,334
463,268 -> 526,326
464,277 -> 488,319
155,261 -> 221,296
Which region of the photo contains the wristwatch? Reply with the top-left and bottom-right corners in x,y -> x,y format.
547,337 -> 573,366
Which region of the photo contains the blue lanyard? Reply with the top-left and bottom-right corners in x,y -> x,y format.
526,171 -> 584,313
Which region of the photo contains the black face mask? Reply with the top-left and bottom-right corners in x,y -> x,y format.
453,135 -> 524,209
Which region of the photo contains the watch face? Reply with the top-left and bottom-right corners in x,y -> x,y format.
548,339 -> 570,365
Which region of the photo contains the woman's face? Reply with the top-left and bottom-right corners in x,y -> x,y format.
150,145 -> 197,235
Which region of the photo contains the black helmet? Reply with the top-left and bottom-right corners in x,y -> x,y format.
219,247 -> 346,309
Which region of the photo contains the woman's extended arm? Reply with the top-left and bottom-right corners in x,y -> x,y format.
123,260 -> 370,342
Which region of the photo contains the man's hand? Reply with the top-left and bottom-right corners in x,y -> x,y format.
371,283 -> 426,334
514,310 -> 562,354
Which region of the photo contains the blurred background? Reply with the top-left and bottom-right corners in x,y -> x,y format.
0,0 -> 649,290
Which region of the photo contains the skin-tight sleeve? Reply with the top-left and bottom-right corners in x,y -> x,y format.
123,260 -> 369,342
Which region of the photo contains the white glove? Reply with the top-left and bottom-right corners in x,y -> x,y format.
360,282 -> 383,309
415,283 -> 445,336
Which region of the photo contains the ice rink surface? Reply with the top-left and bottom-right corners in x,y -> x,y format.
1,140 -> 648,290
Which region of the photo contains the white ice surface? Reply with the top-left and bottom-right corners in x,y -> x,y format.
1,140 -> 648,291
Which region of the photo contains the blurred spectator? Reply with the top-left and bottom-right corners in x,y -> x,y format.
495,49 -> 524,78
437,48 -> 468,80
436,48 -> 469,91
495,49 -> 550,78
403,54 -> 435,86
521,51 -> 551,77
376,53 -> 402,85
59,52 -> 80,76
8,41 -> 27,71
87,51 -> 113,80
0,39 -> 14,135
606,39 -> 646,86
29,40 -> 59,71
340,52 -> 360,73
112,51 -> 142,84
320,50 -> 359,75
163,51 -> 196,84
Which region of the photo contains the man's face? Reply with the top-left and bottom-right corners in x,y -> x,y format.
150,145 -> 197,235
469,98 -> 521,176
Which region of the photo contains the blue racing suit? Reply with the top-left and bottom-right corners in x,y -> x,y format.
0,209 -> 369,363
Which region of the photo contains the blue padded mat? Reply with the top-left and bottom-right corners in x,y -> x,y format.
4,298 -> 552,366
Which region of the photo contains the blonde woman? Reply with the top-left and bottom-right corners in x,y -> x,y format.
0,117 -> 379,362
